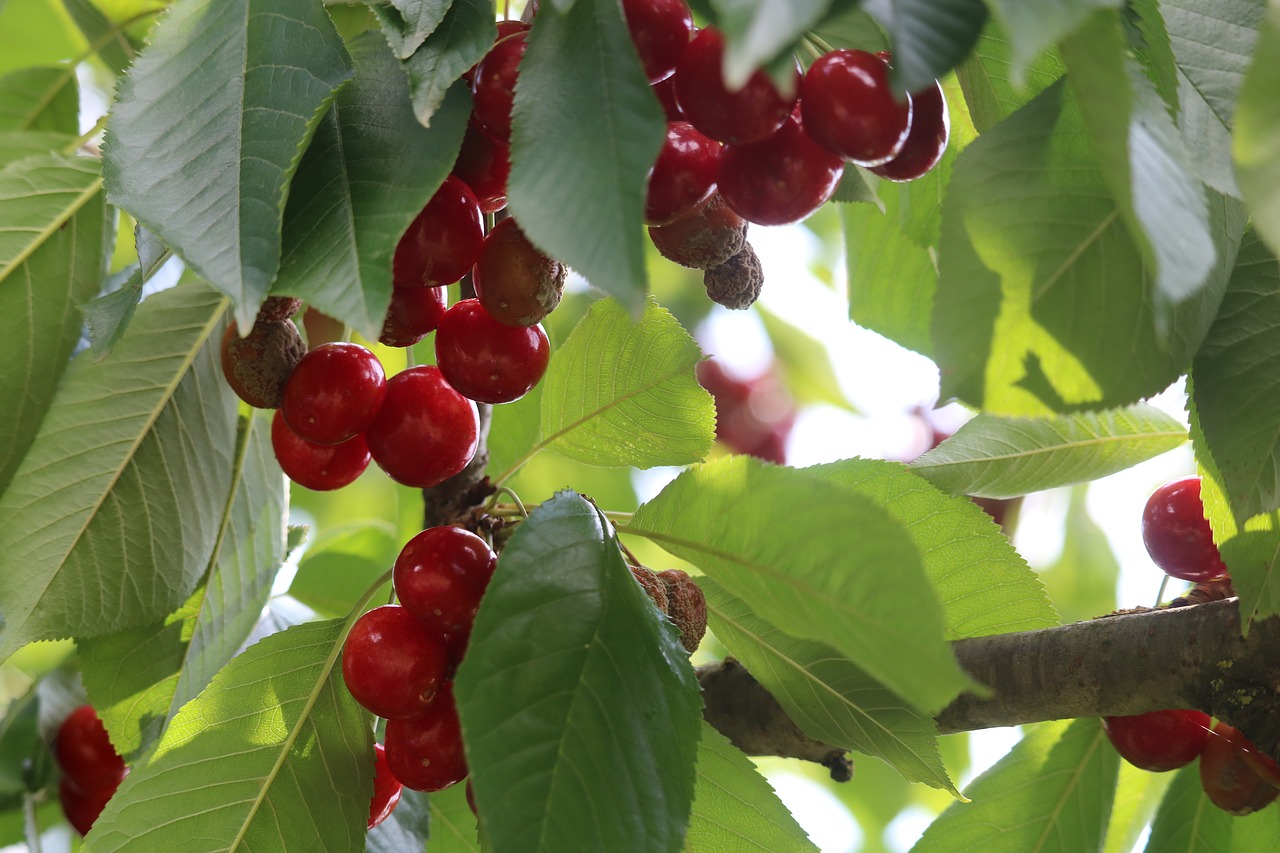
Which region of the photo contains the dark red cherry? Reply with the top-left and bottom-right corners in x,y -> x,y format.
473,217 -> 567,327
435,299 -> 551,404
471,31 -> 528,142
282,342 -> 386,445
380,285 -> 447,348
365,366 -> 479,488
1142,476 -> 1230,583
271,411 -> 370,491
621,0 -> 694,83
394,525 -> 498,636
645,121 -> 722,226
1102,709 -> 1210,772
59,775 -> 120,836
801,49 -> 912,165
368,743 -> 403,830
55,706 -> 125,791
868,78 -> 949,182
341,605 -> 450,720
673,28 -> 799,145
393,176 -> 485,289
718,110 -> 844,225
451,122 -> 511,214
651,76 -> 684,121
383,683 -> 468,792
1200,722 -> 1280,815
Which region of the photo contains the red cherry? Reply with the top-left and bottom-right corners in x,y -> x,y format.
673,29 -> 799,145
465,778 -> 478,816
384,683 -> 468,792
393,176 -> 485,289
648,191 -> 746,269
1142,477 -> 1230,583
55,706 -> 125,792
1200,722 -> 1280,814
651,76 -> 684,121
435,299 -> 550,404
471,32 -> 528,142
281,342 -> 386,445
59,774 -> 120,836
1102,709 -> 1210,772
801,49 -> 912,165
342,605 -> 450,720
271,411 -> 370,491
394,525 -> 497,636
620,0 -> 693,83
697,360 -> 796,461
473,217 -> 567,327
380,285 -> 447,348
451,122 -> 511,214
868,78 -> 949,182
645,121 -> 722,226
718,110 -> 844,226
365,366 -> 479,488
368,743 -> 403,830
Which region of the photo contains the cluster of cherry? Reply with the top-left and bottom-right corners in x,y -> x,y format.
1102,477 -> 1279,815
695,359 -> 796,464
51,706 -> 126,835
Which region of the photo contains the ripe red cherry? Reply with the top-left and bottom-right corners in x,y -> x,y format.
365,366 -> 479,488
342,605 -> 450,720
645,121 -> 722,226
1142,476 -> 1230,582
868,78 -> 949,182
652,76 -> 684,121
270,411 -> 370,491
673,28 -> 799,145
55,706 -> 125,791
435,299 -> 551,404
718,110 -> 844,225
368,743 -> 403,830
473,217 -> 567,327
471,31 -> 528,142
380,284 -> 447,348
393,176 -> 485,289
282,342 -> 386,445
384,683 -> 468,792
1200,722 -> 1280,814
620,0 -> 693,83
394,525 -> 498,636
59,774 -> 120,836
801,49 -> 912,165
1101,709 -> 1210,771
451,122 -> 511,214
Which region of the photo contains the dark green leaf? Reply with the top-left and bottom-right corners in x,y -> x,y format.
102,0 -> 354,329
0,67 -> 77,132
82,224 -> 169,359
62,0 -> 133,73
372,0 -> 451,58
508,0 -> 664,313
1234,2 -> 1280,259
863,0 -> 987,94
276,31 -> 469,339
456,491 -> 701,853
982,0 -> 1112,85
0,692 -> 41,796
288,521 -> 399,617
1143,762 -> 1230,852
367,788 -> 431,852
401,0 -> 493,127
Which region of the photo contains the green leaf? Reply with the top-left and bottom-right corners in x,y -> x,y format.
427,784 -> 481,852
1102,761 -> 1172,853
864,0 -> 988,94
63,0 -> 133,73
85,620 -> 372,851
0,67 -> 77,132
1144,762 -> 1231,853
0,0 -> 85,76
0,281 -> 237,659
367,787 -> 431,852
1234,1 -> 1280,259
686,720 -> 817,851
81,223 -> 170,360
372,0 -> 450,59
534,297 -> 715,470
288,521 -> 399,618
935,78 -> 1248,415
1233,807 -> 1280,852
455,491 -> 701,853
400,0 -> 493,127
0,130 -> 71,168
508,0 -> 664,313
0,153 -> 106,495
909,405 -> 1187,499
912,719 -> 1119,853
757,305 -> 855,412
954,22 -> 1065,134
101,0 -> 354,329
711,0 -> 828,88
628,456 -> 975,715
275,31 -> 469,339
982,0 -> 1113,86
702,578 -> 957,794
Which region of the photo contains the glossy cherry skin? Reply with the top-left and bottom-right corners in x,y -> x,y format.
281,342 -> 386,445
645,121 -> 722,225
342,605 -> 450,720
1200,722 -> 1280,814
621,0 -> 693,83
435,299 -> 551,404
718,110 -> 844,226
59,774 -> 121,836
365,366 -> 479,488
463,20 -> 529,84
473,218 -> 567,327
380,285 -> 447,348
384,683 -> 468,792
394,525 -> 498,636
801,49 -> 911,165
271,411 -> 370,492
368,743 -> 403,830
1102,709 -> 1210,772
1142,477 -> 1230,582
652,76 -> 684,121
393,176 -> 485,289
673,28 -> 799,145
55,706 -> 125,791
451,122 -> 511,214
869,79 -> 949,182
471,32 -> 527,142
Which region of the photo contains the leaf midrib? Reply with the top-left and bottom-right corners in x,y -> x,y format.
0,167 -> 101,286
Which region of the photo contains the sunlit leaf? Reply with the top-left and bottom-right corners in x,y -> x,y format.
954,22 -> 1064,134
1234,1 -> 1280,259
0,0 -> 84,76
1143,762 -> 1230,852
288,521 -> 399,618
427,784 -> 480,852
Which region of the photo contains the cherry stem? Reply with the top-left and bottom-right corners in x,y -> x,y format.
488,486 -> 528,517
1154,574 -> 1170,608
807,33 -> 835,55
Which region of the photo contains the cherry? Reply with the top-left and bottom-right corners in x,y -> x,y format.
380,285 -> 447,348
368,743 -> 403,830
801,49 -> 912,166
393,176 -> 485,289
281,342 -> 386,446
1142,477 -> 1229,583
342,605 -> 450,720
394,525 -> 498,636
55,706 -> 125,791
220,319 -> 307,409
1200,722 -> 1280,814
435,299 -> 550,404
271,411 -> 370,492
620,0 -> 693,83
451,122 -> 511,214
868,78 -> 949,182
59,774 -> 120,836
463,20 -> 530,84
697,360 -> 795,462
473,217 -> 567,327
255,295 -> 303,324
365,366 -> 479,488
645,121 -> 722,226
648,191 -> 746,269
471,31 -> 527,142
673,28 -> 799,145
1101,709 -> 1210,772
651,76 -> 684,121
718,109 -> 845,226
383,682 -> 468,792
